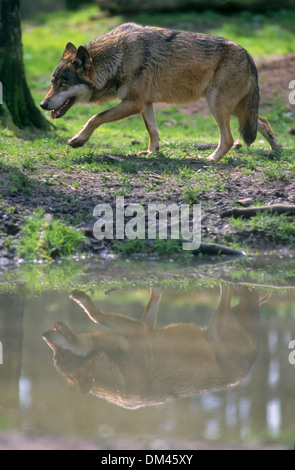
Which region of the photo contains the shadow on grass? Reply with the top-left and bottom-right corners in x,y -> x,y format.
69,148 -> 219,175
67,144 -> 288,175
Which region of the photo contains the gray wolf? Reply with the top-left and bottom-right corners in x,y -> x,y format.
42,286 -> 268,409
40,23 -> 281,162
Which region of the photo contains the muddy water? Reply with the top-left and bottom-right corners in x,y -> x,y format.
0,255 -> 294,449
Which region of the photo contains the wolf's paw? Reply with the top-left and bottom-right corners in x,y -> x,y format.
207,154 -> 219,162
137,150 -> 153,156
70,290 -> 89,301
68,135 -> 87,148
268,145 -> 283,159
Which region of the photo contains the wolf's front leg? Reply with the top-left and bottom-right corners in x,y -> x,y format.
70,290 -> 148,335
138,103 -> 160,156
68,100 -> 144,148
68,124 -> 93,148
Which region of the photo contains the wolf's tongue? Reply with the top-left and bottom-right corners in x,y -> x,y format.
51,110 -> 56,120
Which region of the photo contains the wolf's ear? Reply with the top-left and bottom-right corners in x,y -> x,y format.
62,42 -> 77,60
74,46 -> 91,71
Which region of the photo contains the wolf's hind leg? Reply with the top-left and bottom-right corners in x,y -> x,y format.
205,89 -> 234,162
257,115 -> 282,156
208,111 -> 234,162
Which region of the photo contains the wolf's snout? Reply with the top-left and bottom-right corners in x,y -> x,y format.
40,100 -> 49,110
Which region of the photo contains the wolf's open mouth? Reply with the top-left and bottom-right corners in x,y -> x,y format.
51,96 -> 76,119
52,320 -> 77,343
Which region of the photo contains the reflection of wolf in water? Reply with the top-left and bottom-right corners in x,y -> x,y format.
43,286 -> 270,409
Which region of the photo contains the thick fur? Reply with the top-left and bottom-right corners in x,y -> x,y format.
40,23 -> 281,161
42,286 -> 267,409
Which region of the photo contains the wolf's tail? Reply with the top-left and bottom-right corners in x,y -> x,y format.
237,55 -> 259,146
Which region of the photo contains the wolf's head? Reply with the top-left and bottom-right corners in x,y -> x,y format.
42,320 -> 97,393
40,43 -> 94,119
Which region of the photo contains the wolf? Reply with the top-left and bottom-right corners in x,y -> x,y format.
42,286 -> 270,409
40,23 -> 281,162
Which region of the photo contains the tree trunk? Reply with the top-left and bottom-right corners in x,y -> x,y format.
0,0 -> 50,130
221,204 -> 295,219
0,292 -> 24,409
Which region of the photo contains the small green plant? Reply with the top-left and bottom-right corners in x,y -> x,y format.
112,238 -> 149,255
0,200 -> 17,214
112,237 -> 186,256
10,170 -> 34,195
177,165 -> 195,183
262,165 -> 290,182
182,185 -> 201,204
230,212 -> 295,244
16,208 -> 84,260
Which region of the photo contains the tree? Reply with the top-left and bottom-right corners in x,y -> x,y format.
0,0 -> 50,130
0,292 -> 24,409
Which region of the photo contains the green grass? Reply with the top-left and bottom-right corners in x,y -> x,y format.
112,238 -> 187,257
182,185 -> 201,205
15,207 -> 84,260
230,212 -> 295,244
262,163 -> 292,182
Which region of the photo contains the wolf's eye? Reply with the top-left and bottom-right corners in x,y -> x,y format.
59,81 -> 67,88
